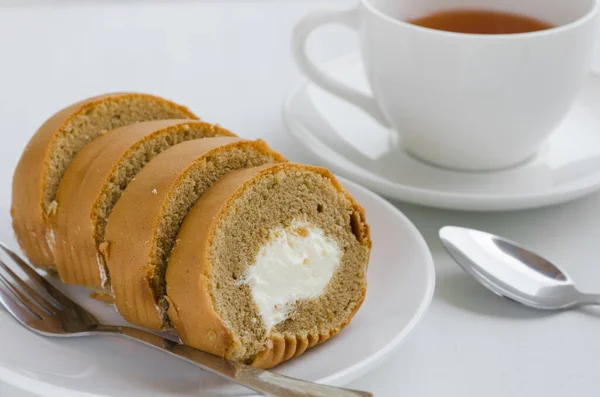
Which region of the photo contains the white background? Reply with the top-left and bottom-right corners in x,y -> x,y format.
1,1 -> 600,396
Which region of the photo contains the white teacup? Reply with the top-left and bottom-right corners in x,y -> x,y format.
292,0 -> 599,171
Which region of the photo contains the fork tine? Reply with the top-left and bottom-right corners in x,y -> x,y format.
0,272 -> 44,320
0,242 -> 65,309
0,279 -> 41,324
0,242 -> 101,330
0,260 -> 55,314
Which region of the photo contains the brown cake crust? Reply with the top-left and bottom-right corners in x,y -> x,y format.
166,163 -> 371,368
51,120 -> 235,288
11,93 -> 197,269
105,138 -> 286,330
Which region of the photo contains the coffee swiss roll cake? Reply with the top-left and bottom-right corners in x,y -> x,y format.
10,93 -> 373,370
50,120 -> 236,291
105,138 -> 287,330
11,93 -> 197,269
165,163 -> 371,368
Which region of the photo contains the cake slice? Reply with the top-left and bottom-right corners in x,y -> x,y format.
50,120 -> 236,290
105,138 -> 286,330
165,163 -> 371,368
11,93 -> 197,269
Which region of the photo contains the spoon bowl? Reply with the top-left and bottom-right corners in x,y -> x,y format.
439,226 -> 600,310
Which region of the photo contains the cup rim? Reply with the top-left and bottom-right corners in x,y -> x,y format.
360,0 -> 600,39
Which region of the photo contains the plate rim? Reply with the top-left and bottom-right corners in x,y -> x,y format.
282,53 -> 600,211
0,176 -> 436,397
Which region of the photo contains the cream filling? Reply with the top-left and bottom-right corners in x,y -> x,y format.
239,218 -> 341,334
96,254 -> 109,289
45,227 -> 56,253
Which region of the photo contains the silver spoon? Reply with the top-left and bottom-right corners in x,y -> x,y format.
439,226 -> 600,310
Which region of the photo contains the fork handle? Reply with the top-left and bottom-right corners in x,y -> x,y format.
95,325 -> 372,397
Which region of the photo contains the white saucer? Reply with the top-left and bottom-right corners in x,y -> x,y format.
284,54 -> 600,211
0,176 -> 435,397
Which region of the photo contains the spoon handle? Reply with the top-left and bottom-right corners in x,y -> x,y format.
578,293 -> 600,306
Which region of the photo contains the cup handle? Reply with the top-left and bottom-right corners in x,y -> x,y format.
292,7 -> 391,128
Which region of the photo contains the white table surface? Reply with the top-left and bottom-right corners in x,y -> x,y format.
2,1 -> 600,396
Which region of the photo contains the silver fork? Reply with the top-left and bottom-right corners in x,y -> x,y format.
0,242 -> 372,397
